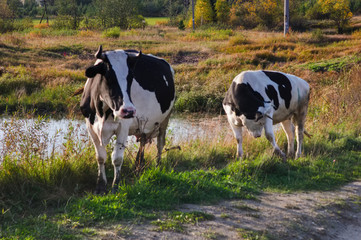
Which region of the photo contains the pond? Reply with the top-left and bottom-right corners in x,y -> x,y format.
0,115 -> 232,160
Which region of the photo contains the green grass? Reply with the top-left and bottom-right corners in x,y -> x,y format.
0,114 -> 360,239
145,17 -> 169,26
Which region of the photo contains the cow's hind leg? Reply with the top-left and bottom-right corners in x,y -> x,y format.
281,119 -> 295,158
293,111 -> 307,159
156,113 -> 171,166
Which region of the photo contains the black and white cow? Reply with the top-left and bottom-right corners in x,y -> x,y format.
80,46 -> 175,194
223,70 -> 310,161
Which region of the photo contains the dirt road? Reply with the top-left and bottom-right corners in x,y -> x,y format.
100,181 -> 361,239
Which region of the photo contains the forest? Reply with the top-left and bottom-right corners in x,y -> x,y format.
1,0 -> 361,33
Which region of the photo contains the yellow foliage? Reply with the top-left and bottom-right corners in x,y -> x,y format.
317,0 -> 352,32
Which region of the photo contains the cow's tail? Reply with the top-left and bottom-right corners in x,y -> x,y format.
304,130 -> 312,138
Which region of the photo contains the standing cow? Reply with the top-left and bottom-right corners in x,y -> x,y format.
80,46 -> 175,194
223,70 -> 310,161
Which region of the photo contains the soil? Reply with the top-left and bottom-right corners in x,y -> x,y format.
99,181 -> 361,239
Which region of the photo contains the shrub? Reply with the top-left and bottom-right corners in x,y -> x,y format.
79,17 -> 102,30
102,27 -> 121,38
13,18 -> 33,31
128,15 -> 147,29
0,19 -> 14,33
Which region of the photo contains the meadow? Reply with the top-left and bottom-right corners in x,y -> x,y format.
0,17 -> 361,239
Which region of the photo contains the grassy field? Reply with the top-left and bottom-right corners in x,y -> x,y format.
145,17 -> 170,26
0,18 -> 361,239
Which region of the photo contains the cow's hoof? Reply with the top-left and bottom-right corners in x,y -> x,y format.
111,185 -> 119,194
94,188 -> 107,195
94,184 -> 107,195
273,149 -> 286,162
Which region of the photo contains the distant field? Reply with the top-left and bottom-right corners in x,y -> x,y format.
145,17 -> 169,26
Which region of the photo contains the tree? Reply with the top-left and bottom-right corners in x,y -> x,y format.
6,0 -> 23,18
318,0 -> 352,33
188,0 -> 214,28
215,0 -> 230,24
55,0 -> 81,29
23,0 -> 39,17
94,0 -> 138,29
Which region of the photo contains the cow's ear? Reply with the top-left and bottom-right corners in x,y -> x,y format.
95,45 -> 106,60
85,62 -> 106,78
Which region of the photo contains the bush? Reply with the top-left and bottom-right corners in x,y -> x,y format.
79,17 -> 102,30
13,18 -> 33,31
102,27 -> 121,38
128,15 -> 147,29
52,15 -> 81,30
0,19 -> 14,33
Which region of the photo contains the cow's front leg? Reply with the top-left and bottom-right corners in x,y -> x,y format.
111,127 -> 130,193
264,120 -> 286,162
95,147 -> 107,194
87,123 -> 108,195
229,122 -> 243,158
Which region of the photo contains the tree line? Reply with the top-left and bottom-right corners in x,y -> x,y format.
1,0 -> 360,33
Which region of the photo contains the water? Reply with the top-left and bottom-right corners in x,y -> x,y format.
0,116 -> 232,160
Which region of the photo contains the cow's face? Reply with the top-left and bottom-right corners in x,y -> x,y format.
240,104 -> 272,138
85,46 -> 140,119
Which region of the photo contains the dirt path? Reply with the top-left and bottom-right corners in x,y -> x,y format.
99,181 -> 361,239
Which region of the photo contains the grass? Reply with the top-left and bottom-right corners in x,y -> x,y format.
145,17 -> 169,26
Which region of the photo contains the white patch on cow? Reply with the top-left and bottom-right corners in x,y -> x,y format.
163,75 -> 168,86
105,50 -> 136,116
127,79 -> 172,136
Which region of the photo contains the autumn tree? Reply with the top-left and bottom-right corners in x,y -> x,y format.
188,0 -> 214,28
215,0 -> 230,24
318,0 -> 352,33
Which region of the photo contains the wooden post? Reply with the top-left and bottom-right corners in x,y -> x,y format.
284,0 -> 289,36
192,0 -> 195,30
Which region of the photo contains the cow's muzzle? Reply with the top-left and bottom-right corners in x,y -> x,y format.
120,108 -> 136,119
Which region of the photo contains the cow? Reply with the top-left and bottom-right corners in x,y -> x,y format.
80,46 -> 175,194
223,70 -> 310,161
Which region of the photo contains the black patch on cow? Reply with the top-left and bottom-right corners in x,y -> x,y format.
265,85 -> 279,110
105,64 -> 124,111
262,71 -> 292,109
105,108 -> 113,120
80,74 -> 102,125
129,53 -> 175,113
223,82 -> 265,119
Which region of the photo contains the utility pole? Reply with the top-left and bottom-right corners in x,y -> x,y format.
284,0 -> 289,36
192,0 -> 195,30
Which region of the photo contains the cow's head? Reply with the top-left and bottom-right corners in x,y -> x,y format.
239,103 -> 273,138
84,46 -> 141,119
